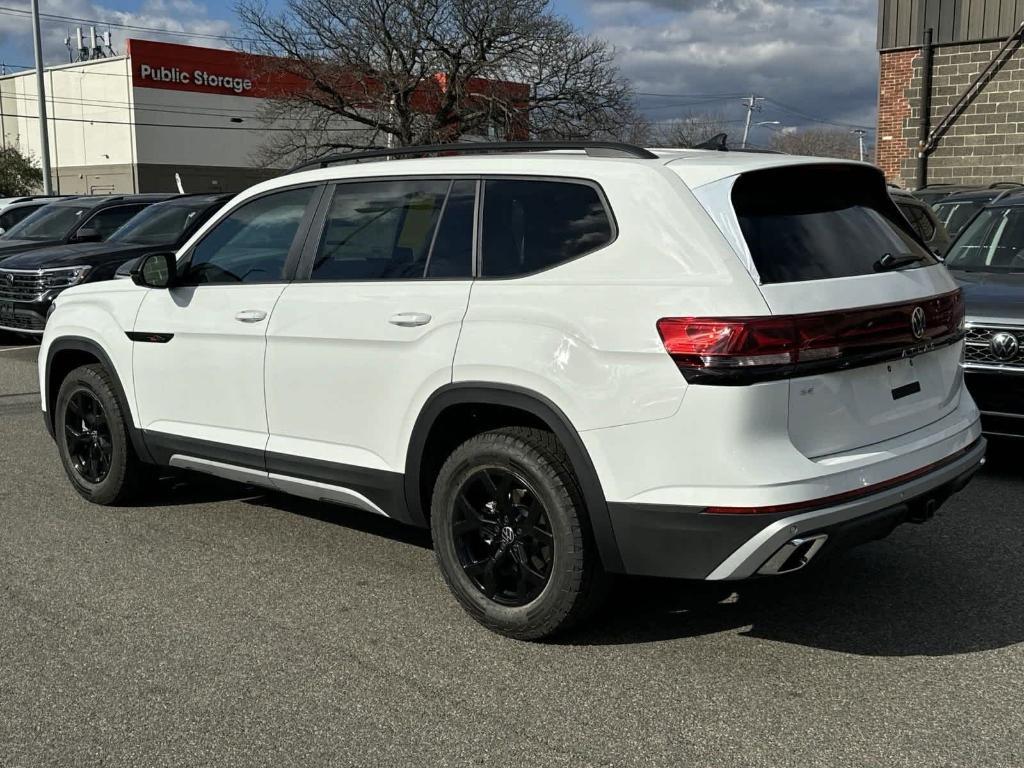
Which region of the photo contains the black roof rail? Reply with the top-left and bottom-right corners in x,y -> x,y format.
988,181 -> 1022,189
286,141 -> 659,173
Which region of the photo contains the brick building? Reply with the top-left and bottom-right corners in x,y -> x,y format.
877,0 -> 1024,189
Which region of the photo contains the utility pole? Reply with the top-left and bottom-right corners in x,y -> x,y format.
741,94 -> 765,149
851,129 -> 867,162
30,0 -> 53,194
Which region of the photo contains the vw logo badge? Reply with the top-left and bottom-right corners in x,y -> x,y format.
990,331 -> 1020,361
501,526 -> 515,545
4,273 -> 12,286
910,306 -> 927,340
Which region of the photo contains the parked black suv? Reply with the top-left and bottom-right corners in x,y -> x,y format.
0,194 -> 231,335
943,188 -> 1024,437
0,194 -> 174,264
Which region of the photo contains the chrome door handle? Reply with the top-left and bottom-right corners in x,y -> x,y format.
235,309 -> 268,323
388,312 -> 432,327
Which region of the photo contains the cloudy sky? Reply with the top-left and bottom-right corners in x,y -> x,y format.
0,0 -> 880,137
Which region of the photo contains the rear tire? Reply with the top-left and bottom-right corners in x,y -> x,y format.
430,427 -> 606,640
54,363 -> 147,505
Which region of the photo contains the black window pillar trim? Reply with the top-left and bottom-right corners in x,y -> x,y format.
404,382 -> 626,573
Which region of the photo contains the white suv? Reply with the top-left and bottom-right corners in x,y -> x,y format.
40,142 -> 985,639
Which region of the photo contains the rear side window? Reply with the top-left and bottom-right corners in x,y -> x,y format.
481,179 -> 613,277
733,166 -> 936,284
897,201 -> 935,241
311,179 -> 470,280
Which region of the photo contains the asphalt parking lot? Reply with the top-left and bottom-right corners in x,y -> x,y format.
1,334 -> 1022,768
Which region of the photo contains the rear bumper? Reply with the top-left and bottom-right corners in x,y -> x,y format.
606,437 -> 986,581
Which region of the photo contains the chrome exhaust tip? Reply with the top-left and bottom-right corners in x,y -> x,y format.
757,534 -> 829,576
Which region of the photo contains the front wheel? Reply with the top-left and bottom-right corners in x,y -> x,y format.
54,363 -> 146,505
430,427 -> 606,640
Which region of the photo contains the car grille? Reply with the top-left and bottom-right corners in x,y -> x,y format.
964,325 -> 1024,369
0,306 -> 46,331
0,270 -> 47,302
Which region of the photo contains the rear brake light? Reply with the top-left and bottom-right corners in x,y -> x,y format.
657,290 -> 964,385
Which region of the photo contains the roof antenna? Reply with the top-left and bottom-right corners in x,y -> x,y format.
694,133 -> 729,152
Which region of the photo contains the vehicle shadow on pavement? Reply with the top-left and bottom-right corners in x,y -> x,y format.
568,446 -> 1024,656
244,488 -> 435,550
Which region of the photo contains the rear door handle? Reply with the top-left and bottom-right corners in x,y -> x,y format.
235,309 -> 268,323
388,312 -> 432,327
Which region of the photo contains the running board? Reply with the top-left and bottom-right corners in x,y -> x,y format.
168,454 -> 390,517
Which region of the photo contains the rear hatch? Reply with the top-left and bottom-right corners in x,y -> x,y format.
708,163 -> 964,458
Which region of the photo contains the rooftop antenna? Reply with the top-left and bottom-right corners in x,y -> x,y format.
75,27 -> 88,61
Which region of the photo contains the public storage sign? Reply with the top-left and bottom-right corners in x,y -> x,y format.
127,39 -> 305,99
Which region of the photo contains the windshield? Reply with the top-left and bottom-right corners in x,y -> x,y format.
1,204 -> 90,242
934,200 -> 985,238
108,200 -> 212,245
945,207 -> 1024,272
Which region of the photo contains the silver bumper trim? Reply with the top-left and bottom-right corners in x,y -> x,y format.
706,439 -> 987,581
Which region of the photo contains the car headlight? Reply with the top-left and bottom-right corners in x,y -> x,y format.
41,265 -> 92,290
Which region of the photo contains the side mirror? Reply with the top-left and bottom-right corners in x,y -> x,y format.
74,226 -> 102,243
131,251 -> 177,288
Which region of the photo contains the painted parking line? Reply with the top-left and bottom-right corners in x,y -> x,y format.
0,345 -> 41,353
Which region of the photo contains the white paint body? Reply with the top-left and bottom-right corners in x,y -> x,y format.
40,149 -> 981,545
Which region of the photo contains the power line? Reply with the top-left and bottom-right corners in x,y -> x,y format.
763,97 -> 874,132
0,5 -> 250,44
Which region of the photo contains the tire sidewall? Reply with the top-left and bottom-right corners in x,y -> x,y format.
55,367 -> 131,504
431,436 -> 584,635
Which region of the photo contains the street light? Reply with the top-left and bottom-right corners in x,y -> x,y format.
743,120 -> 781,149
851,129 -> 868,162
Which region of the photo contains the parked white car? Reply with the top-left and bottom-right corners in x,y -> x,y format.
39,142 -> 984,639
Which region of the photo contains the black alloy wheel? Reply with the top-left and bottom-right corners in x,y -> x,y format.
63,389 -> 114,483
451,467 -> 554,607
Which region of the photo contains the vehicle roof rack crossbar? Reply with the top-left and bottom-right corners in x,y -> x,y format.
287,141 -> 659,173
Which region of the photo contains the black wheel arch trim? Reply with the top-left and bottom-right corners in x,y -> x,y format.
405,382 -> 625,573
44,336 -> 155,463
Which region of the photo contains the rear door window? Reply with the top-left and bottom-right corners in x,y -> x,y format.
480,179 -> 613,277
733,165 -> 937,284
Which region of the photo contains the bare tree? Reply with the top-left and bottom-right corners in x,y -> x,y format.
649,113 -> 730,148
236,0 -> 637,164
768,128 -> 860,160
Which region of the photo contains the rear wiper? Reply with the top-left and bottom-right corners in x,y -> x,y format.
874,252 -> 926,272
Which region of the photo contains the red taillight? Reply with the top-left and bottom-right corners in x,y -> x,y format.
656,317 -> 796,369
658,290 -> 964,384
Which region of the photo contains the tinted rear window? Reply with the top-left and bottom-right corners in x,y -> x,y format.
732,165 -> 936,284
